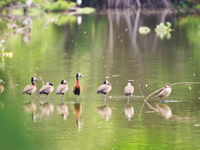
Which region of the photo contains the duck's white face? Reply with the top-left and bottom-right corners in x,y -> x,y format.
104,80 -> 110,85
76,73 -> 83,78
32,77 -> 38,81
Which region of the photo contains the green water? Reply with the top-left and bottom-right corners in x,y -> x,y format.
0,10 -> 200,150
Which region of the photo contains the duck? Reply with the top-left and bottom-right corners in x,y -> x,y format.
124,82 -> 134,103
155,84 -> 172,101
22,77 -> 38,98
73,73 -> 82,102
97,80 -> 112,104
56,80 -> 69,102
39,82 -> 54,100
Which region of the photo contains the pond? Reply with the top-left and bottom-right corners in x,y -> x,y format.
0,9 -> 200,150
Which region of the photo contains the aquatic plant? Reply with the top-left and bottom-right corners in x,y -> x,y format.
155,22 -> 172,39
76,7 -> 95,14
139,26 -> 151,34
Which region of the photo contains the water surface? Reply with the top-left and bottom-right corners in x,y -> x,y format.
0,10 -> 200,150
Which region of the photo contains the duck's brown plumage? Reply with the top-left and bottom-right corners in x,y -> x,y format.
73,80 -> 81,96
23,77 -> 38,96
56,83 -> 68,95
73,73 -> 82,96
124,83 -> 134,96
23,84 -> 36,95
39,82 -> 54,95
97,81 -> 112,95
155,84 -> 172,99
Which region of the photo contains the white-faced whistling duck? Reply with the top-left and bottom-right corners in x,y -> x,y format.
124,82 -> 134,103
56,80 -> 69,102
22,77 -> 38,99
73,73 -> 82,102
97,80 -> 112,105
39,82 -> 54,100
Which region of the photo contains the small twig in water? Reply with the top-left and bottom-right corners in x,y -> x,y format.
34,73 -> 44,86
138,84 -> 145,119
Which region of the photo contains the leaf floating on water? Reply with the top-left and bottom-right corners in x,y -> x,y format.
188,86 -> 192,90
164,100 -> 182,103
112,74 -> 120,77
128,80 -> 135,82
145,110 -> 155,113
139,26 -> 151,34
194,124 -> 200,127
105,76 -> 110,79
145,84 -> 148,87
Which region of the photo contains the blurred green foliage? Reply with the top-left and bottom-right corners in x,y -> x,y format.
44,0 -> 76,12
0,0 -> 200,10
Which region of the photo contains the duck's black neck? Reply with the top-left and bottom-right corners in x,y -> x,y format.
76,77 -> 79,80
31,80 -> 35,85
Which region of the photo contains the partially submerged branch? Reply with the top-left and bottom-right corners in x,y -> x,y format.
144,81 -> 200,101
170,82 -> 200,86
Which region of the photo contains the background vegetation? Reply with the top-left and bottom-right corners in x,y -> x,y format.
0,0 -> 200,10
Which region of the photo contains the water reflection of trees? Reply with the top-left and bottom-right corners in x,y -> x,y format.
106,9 -> 172,54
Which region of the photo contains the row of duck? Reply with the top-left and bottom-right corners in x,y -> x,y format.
24,100 -> 172,126
22,73 -> 172,103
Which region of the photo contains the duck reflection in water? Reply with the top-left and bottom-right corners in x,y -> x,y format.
0,79 -> 5,94
124,103 -> 134,122
24,101 -> 37,121
73,102 -> 82,129
39,102 -> 54,118
57,103 -> 69,120
97,105 -> 112,121
155,103 -> 172,119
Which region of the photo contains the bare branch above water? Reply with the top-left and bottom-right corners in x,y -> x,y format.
144,82 -> 200,101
